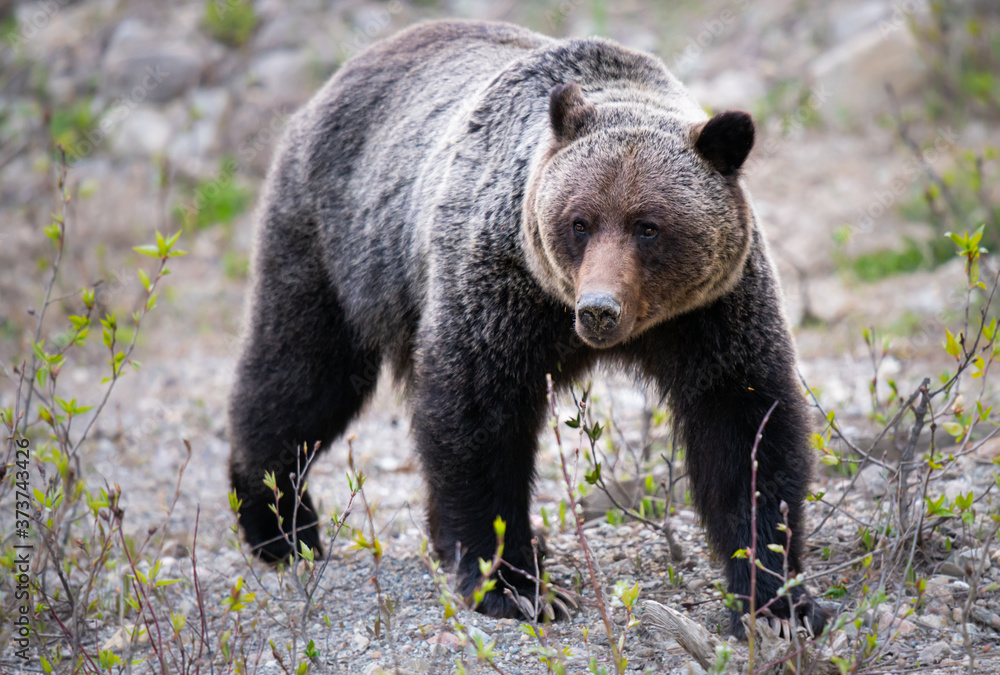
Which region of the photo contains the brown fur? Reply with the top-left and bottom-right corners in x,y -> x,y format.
229,19 -> 827,635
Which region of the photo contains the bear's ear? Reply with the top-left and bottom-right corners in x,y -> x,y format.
549,82 -> 595,144
693,110 -> 755,176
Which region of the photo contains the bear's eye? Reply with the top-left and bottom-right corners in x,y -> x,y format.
637,222 -> 658,238
573,219 -> 587,234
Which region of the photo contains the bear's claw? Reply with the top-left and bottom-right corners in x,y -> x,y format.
504,587 -> 578,622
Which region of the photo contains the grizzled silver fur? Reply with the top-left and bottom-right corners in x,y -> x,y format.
229,19 -> 827,635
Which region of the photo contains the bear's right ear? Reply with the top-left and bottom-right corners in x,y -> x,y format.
693,110 -> 755,176
549,82 -> 595,145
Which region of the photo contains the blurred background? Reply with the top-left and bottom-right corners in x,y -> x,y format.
1,1 -> 999,671
1,0 -> 998,408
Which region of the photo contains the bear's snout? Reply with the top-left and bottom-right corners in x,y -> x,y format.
576,293 -> 622,340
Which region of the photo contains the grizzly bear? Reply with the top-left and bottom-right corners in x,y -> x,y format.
228,19 -> 827,636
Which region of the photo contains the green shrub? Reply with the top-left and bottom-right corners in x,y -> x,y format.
203,0 -> 258,47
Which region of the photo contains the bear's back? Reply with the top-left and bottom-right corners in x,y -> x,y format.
267,20 -> 703,377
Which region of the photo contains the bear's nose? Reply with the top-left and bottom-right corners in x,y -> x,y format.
577,294 -> 622,334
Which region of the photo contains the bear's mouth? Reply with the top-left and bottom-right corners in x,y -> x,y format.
574,310 -> 636,349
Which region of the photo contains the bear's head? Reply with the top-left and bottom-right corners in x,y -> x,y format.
525,82 -> 756,349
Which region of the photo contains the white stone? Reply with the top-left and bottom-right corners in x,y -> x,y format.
112,107 -> 173,157
247,49 -> 315,104
350,633 -> 370,653
809,25 -> 927,126
915,612 -> 946,630
102,19 -> 205,102
918,640 -> 951,664
688,70 -> 767,113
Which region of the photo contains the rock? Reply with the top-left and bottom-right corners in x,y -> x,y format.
426,631 -> 461,651
581,478 -> 643,521
111,107 -> 173,157
350,633 -> 370,654
856,463 -> 890,498
168,88 -> 232,172
190,87 -> 231,125
400,658 -> 432,673
686,661 -> 708,675
968,605 -> 1000,629
254,14 -> 307,52
941,478 -> 974,502
808,25 -> 927,127
918,640 -> 951,664
827,1 -> 889,42
939,562 -> 966,579
466,625 -> 493,646
923,575 -> 954,599
102,19 -> 205,102
958,548 -> 991,574
102,623 -> 149,651
246,49 -> 315,105
874,603 -> 917,635
916,612 -> 947,630
687,70 -> 766,114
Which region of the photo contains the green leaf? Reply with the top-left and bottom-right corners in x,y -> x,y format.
984,318 -> 997,342
228,490 -> 242,513
971,223 -> 985,247
299,541 -> 315,562
944,328 -> 961,358
955,491 -> 974,511
942,421 -> 964,438
588,422 -> 603,442
585,463 -> 602,485
133,244 -> 161,258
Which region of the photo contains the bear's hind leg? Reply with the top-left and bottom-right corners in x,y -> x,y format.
228,213 -> 381,562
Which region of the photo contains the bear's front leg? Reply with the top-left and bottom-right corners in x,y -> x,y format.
677,385 -> 828,638
410,296 -> 572,620
638,248 -> 829,638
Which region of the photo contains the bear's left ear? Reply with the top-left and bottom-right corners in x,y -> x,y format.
693,110 -> 755,176
549,82 -> 595,144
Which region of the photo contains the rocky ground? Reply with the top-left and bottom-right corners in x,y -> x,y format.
2,0 -> 1000,673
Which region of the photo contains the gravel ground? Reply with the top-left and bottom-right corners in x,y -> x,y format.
3,1 -> 1000,673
